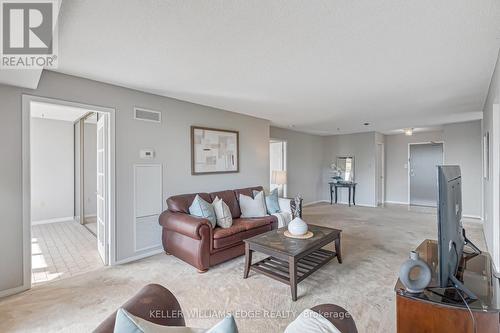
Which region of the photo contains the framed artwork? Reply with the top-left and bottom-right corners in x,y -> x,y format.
191,126 -> 239,175
484,132 -> 489,180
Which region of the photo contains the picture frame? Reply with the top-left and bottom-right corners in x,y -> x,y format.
191,126 -> 239,175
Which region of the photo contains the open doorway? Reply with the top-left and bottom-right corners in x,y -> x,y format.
75,113 -> 98,236
408,142 -> 444,207
270,139 -> 287,196
23,96 -> 115,288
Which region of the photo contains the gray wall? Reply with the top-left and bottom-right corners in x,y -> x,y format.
443,121 -> 483,217
384,123 -> 483,217
482,51 -> 500,270
0,70 -> 270,294
30,118 -> 75,222
323,132 -> 377,207
385,131 -> 444,204
269,127 -> 325,203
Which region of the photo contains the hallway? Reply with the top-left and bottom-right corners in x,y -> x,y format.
31,220 -> 102,286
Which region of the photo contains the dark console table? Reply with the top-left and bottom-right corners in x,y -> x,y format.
329,182 -> 357,206
395,239 -> 500,333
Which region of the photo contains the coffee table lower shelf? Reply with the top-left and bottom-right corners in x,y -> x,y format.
247,249 -> 337,300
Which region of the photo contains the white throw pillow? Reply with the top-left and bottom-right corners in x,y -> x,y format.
114,308 -> 204,333
212,197 -> 233,228
284,309 -> 341,333
272,211 -> 293,228
114,308 -> 238,333
239,191 -> 267,218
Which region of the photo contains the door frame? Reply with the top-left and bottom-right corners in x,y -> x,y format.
376,142 -> 385,205
269,138 -> 288,197
22,95 -> 117,292
407,141 -> 445,206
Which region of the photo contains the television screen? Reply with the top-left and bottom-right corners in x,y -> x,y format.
437,165 -> 465,288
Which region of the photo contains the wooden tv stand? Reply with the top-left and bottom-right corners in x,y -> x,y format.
395,239 -> 500,333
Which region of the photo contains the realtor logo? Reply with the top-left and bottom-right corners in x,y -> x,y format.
1,0 -> 58,69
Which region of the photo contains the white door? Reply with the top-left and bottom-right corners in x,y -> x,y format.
409,143 -> 444,207
96,114 -> 108,264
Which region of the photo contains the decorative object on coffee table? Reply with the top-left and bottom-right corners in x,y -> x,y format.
244,224 -> 342,301
293,194 -> 302,218
286,194 -> 310,237
284,230 -> 314,239
287,216 -> 309,236
399,250 -> 431,293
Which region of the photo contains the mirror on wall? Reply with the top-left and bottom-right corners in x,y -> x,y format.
336,156 -> 355,182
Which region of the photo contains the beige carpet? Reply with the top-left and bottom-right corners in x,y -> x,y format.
0,203 -> 485,333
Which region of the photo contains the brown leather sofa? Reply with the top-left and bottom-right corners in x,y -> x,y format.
159,186 -> 283,272
94,284 -> 358,333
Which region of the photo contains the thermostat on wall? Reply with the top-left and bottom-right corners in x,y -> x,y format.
140,149 -> 155,159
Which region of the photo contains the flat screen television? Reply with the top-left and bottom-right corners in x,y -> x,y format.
437,165 -> 479,299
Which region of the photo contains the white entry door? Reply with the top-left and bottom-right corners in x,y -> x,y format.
96,114 -> 108,264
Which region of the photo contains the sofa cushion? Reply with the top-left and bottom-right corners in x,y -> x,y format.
167,193 -> 211,214
209,190 -> 241,218
234,186 -> 263,199
239,191 -> 268,218
189,195 -> 216,228
212,197 -> 233,228
254,188 -> 281,214
212,216 -> 275,249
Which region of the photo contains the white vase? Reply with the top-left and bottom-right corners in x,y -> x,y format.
288,217 -> 308,236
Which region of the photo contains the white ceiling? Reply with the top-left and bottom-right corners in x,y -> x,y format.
31,101 -> 93,122
22,1 -> 500,134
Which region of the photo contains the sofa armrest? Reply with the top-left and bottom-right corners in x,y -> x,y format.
159,211 -> 211,240
94,284 -> 185,333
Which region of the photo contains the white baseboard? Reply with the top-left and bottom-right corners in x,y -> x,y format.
0,284 -> 28,299
31,216 -> 74,225
333,200 -> 377,208
463,215 -> 483,221
114,248 -> 164,265
85,214 -> 97,218
384,201 -> 409,205
303,200 -> 329,207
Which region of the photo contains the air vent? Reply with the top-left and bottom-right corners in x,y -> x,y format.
134,107 -> 162,123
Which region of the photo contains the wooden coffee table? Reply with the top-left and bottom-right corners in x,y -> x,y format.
243,224 -> 342,301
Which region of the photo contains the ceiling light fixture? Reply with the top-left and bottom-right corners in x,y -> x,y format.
404,128 -> 414,136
